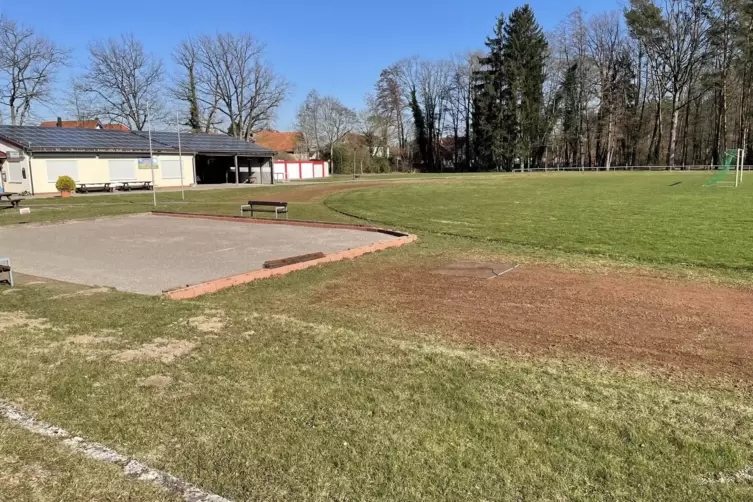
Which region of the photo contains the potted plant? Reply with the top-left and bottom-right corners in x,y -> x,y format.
55,175 -> 75,198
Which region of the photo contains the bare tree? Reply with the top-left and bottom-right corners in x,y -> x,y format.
295,91 -> 357,170
79,34 -> 165,131
375,64 -> 410,153
295,90 -> 323,156
588,11 -> 629,169
173,39 -> 212,132
63,78 -> 97,124
446,52 -> 481,168
360,93 -> 391,157
0,15 -> 68,125
415,59 -> 452,171
627,0 -> 711,167
320,96 -> 358,164
183,33 -> 289,140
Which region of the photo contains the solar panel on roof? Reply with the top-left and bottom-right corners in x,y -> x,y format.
133,131 -> 275,155
0,125 -> 176,153
0,125 -> 275,156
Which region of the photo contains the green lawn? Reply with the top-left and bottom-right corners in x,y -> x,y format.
327,171 -> 753,270
0,185 -> 357,226
1,277 -> 752,501
1,172 -> 753,500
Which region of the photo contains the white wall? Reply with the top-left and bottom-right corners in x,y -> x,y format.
29,154 -> 195,194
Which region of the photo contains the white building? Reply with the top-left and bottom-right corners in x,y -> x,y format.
0,126 -> 278,195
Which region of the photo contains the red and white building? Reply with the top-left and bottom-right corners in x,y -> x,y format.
273,160 -> 330,181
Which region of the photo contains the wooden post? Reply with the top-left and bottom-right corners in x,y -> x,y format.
234,155 -> 239,185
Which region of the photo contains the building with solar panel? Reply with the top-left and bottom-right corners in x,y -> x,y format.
0,125 -> 280,195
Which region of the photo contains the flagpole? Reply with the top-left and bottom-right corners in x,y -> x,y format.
177,112 -> 185,201
147,101 -> 156,207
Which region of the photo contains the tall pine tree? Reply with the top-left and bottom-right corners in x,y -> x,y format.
472,6 -> 548,171
503,5 -> 548,170
473,15 -> 511,171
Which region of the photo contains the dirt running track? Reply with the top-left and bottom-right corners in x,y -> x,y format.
325,266 -> 753,380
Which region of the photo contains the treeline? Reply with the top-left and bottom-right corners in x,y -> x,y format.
366,0 -> 753,171
0,15 -> 288,137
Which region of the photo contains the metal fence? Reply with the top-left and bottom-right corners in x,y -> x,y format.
512,165 -> 753,173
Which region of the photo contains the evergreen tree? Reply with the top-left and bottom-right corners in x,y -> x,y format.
472,7 -> 548,171
473,15 -> 510,170
502,5 -> 548,169
410,89 -> 428,164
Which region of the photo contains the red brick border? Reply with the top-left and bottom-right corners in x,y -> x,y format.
154,212 -> 416,300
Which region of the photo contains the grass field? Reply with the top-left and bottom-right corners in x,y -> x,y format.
2,171 -> 753,500
327,171 -> 753,270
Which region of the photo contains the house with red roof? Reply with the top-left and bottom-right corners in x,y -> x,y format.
253,130 -> 317,160
40,118 -> 130,131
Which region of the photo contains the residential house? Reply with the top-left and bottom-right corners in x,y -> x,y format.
253,131 -> 316,160
40,118 -> 130,131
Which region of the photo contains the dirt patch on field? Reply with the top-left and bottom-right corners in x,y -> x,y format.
137,374 -> 173,389
187,310 -> 226,333
65,334 -> 118,346
0,312 -> 52,331
322,265 -> 753,379
51,287 -> 111,300
112,338 -> 196,364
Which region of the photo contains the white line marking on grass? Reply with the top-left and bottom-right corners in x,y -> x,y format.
0,401 -> 233,502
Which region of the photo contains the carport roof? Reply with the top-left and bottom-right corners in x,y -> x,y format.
133,131 -> 276,156
0,125 -> 276,156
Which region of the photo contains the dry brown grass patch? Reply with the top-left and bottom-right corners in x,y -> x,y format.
0,312 -> 52,331
112,338 -> 197,363
51,287 -> 111,300
137,375 -> 173,389
186,309 -> 226,333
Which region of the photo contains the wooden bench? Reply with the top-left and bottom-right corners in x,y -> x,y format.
76,182 -> 114,193
240,200 -> 289,219
119,181 -> 153,191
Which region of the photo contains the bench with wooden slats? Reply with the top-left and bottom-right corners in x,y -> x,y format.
240,200 -> 289,219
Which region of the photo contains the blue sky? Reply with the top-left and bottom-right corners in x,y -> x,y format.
6,0 -> 606,129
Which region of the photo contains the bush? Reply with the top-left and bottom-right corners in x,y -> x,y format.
55,175 -> 75,192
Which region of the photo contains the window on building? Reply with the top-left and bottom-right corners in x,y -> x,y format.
46,160 -> 79,182
7,162 -> 24,182
108,159 -> 136,181
160,159 -> 183,179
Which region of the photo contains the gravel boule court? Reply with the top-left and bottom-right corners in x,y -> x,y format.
0,212 -> 412,296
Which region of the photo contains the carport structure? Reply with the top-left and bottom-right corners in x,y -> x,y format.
136,131 -> 277,185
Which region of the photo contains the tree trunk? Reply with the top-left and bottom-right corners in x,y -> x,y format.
633,48 -> 646,167
606,111 -> 614,170
681,96 -> 691,168
666,94 -> 679,169
690,93 -> 701,165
